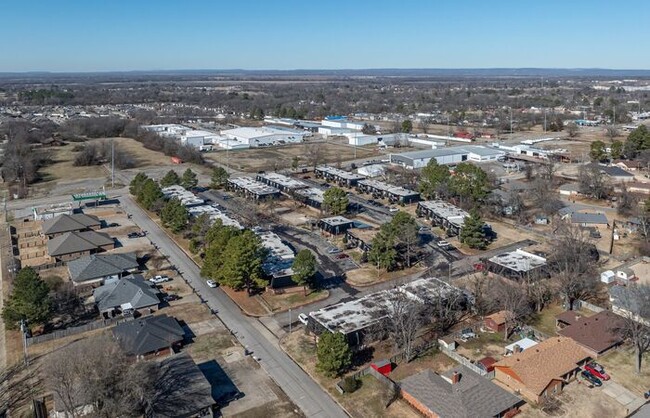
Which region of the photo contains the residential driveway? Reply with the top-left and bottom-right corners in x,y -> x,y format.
602,381 -> 646,414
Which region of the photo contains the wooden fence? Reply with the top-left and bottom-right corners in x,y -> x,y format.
439,346 -> 491,377
575,299 -> 605,313
26,316 -> 129,346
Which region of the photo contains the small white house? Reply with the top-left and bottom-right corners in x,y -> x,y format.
601,270 -> 616,284
616,268 -> 636,283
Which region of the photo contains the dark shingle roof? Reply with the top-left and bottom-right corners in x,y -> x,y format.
47,231 -> 113,256
112,314 -> 184,356
151,352 -> 215,416
42,213 -> 101,235
558,311 -> 625,354
399,366 -> 521,418
570,212 -> 608,225
94,275 -> 159,312
68,252 -> 138,283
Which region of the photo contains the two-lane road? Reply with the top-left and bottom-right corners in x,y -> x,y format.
120,196 -> 347,418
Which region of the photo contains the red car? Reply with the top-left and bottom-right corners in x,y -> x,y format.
584,362 -> 610,381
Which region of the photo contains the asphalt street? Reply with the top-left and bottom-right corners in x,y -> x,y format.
120,195 -> 347,418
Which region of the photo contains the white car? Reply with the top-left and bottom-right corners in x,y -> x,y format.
206,280 -> 217,288
149,275 -> 171,284
388,207 -> 399,213
437,240 -> 451,249
327,247 -> 341,254
298,313 -> 309,325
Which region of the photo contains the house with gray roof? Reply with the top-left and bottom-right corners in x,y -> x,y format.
42,213 -> 101,237
400,366 -> 522,418
570,212 -> 608,226
150,352 -> 216,417
68,252 -> 139,286
93,275 -> 159,315
112,314 -> 185,357
47,230 -> 115,261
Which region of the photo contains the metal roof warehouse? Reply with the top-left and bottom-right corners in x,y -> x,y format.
487,249 -> 547,279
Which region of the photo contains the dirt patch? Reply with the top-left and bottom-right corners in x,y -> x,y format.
156,301 -> 213,325
38,143 -> 108,184
185,331 -> 235,364
221,287 -> 270,317
260,288 -> 329,313
205,141 -> 382,172
346,266 -> 426,288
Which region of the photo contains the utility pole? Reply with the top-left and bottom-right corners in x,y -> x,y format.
289,309 -> 292,334
509,107 -> 513,134
20,319 -> 28,365
111,138 -> 115,188
544,109 -> 547,132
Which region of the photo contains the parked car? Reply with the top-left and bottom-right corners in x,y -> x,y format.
163,294 -> 180,302
388,207 -> 399,213
437,240 -> 451,249
581,370 -> 603,387
107,222 -> 119,228
584,362 -> 610,381
298,313 -> 309,325
327,247 -> 341,254
206,279 -> 217,288
335,253 -> 349,259
460,328 -> 477,340
127,232 -> 140,239
149,275 -> 171,284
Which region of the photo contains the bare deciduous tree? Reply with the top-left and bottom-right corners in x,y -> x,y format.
385,292 -> 426,361
548,223 -> 599,310
491,279 -> 531,339
612,284 -> 650,374
606,125 -> 619,142
305,143 -> 324,169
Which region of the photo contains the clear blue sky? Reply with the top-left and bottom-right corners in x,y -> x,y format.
2,0 -> 649,72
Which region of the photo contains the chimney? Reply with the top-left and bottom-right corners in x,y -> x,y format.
451,371 -> 461,384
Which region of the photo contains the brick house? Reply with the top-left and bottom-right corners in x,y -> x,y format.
42,213 -> 101,238
494,337 -> 590,403
557,311 -> 625,358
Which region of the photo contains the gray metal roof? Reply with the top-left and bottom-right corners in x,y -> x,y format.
151,352 -> 216,416
112,314 -> 184,356
42,213 -> 101,235
68,252 -> 139,283
94,275 -> 159,312
47,231 -> 114,256
399,366 -> 521,418
570,212 -> 608,225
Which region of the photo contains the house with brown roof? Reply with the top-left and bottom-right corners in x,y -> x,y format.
484,310 -> 509,333
42,213 -> 101,238
557,311 -> 625,358
493,337 -> 590,403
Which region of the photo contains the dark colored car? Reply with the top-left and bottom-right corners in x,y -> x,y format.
335,253 -> 350,259
584,362 -> 610,381
107,222 -> 119,228
163,294 -> 180,302
581,370 -> 602,387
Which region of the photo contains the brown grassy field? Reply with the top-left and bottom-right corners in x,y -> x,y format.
205,141 -> 383,172
39,143 -> 108,183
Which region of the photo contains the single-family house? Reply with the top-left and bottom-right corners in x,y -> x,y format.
47,231 -> 114,261
112,314 -> 185,358
557,311 -> 625,357
558,183 -> 580,196
68,252 -> 139,286
93,275 -> 160,316
493,337 -> 590,403
42,213 -> 101,238
400,366 -> 522,418
151,352 -> 217,417
570,212 -> 608,227
484,311 -> 509,333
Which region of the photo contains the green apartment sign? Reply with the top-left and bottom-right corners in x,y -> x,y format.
71,191 -> 107,201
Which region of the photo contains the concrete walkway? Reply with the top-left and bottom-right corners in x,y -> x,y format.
602,381 -> 647,415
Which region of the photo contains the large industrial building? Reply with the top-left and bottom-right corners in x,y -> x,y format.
221,126 -> 308,147
389,146 -> 505,169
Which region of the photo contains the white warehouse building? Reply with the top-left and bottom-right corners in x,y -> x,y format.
221,126 -> 308,147
389,146 -> 505,169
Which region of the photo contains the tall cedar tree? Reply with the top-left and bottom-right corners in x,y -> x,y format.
316,332 -> 352,377
292,249 -> 318,294
181,168 -> 198,190
200,220 -> 242,278
322,187 -> 349,215
2,267 -> 52,330
160,170 -> 181,187
449,162 -> 489,206
160,198 -> 189,233
368,224 -> 398,271
129,172 -> 149,196
218,230 -> 268,295
459,210 -> 487,249
210,167 -> 229,189
419,159 -> 450,199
